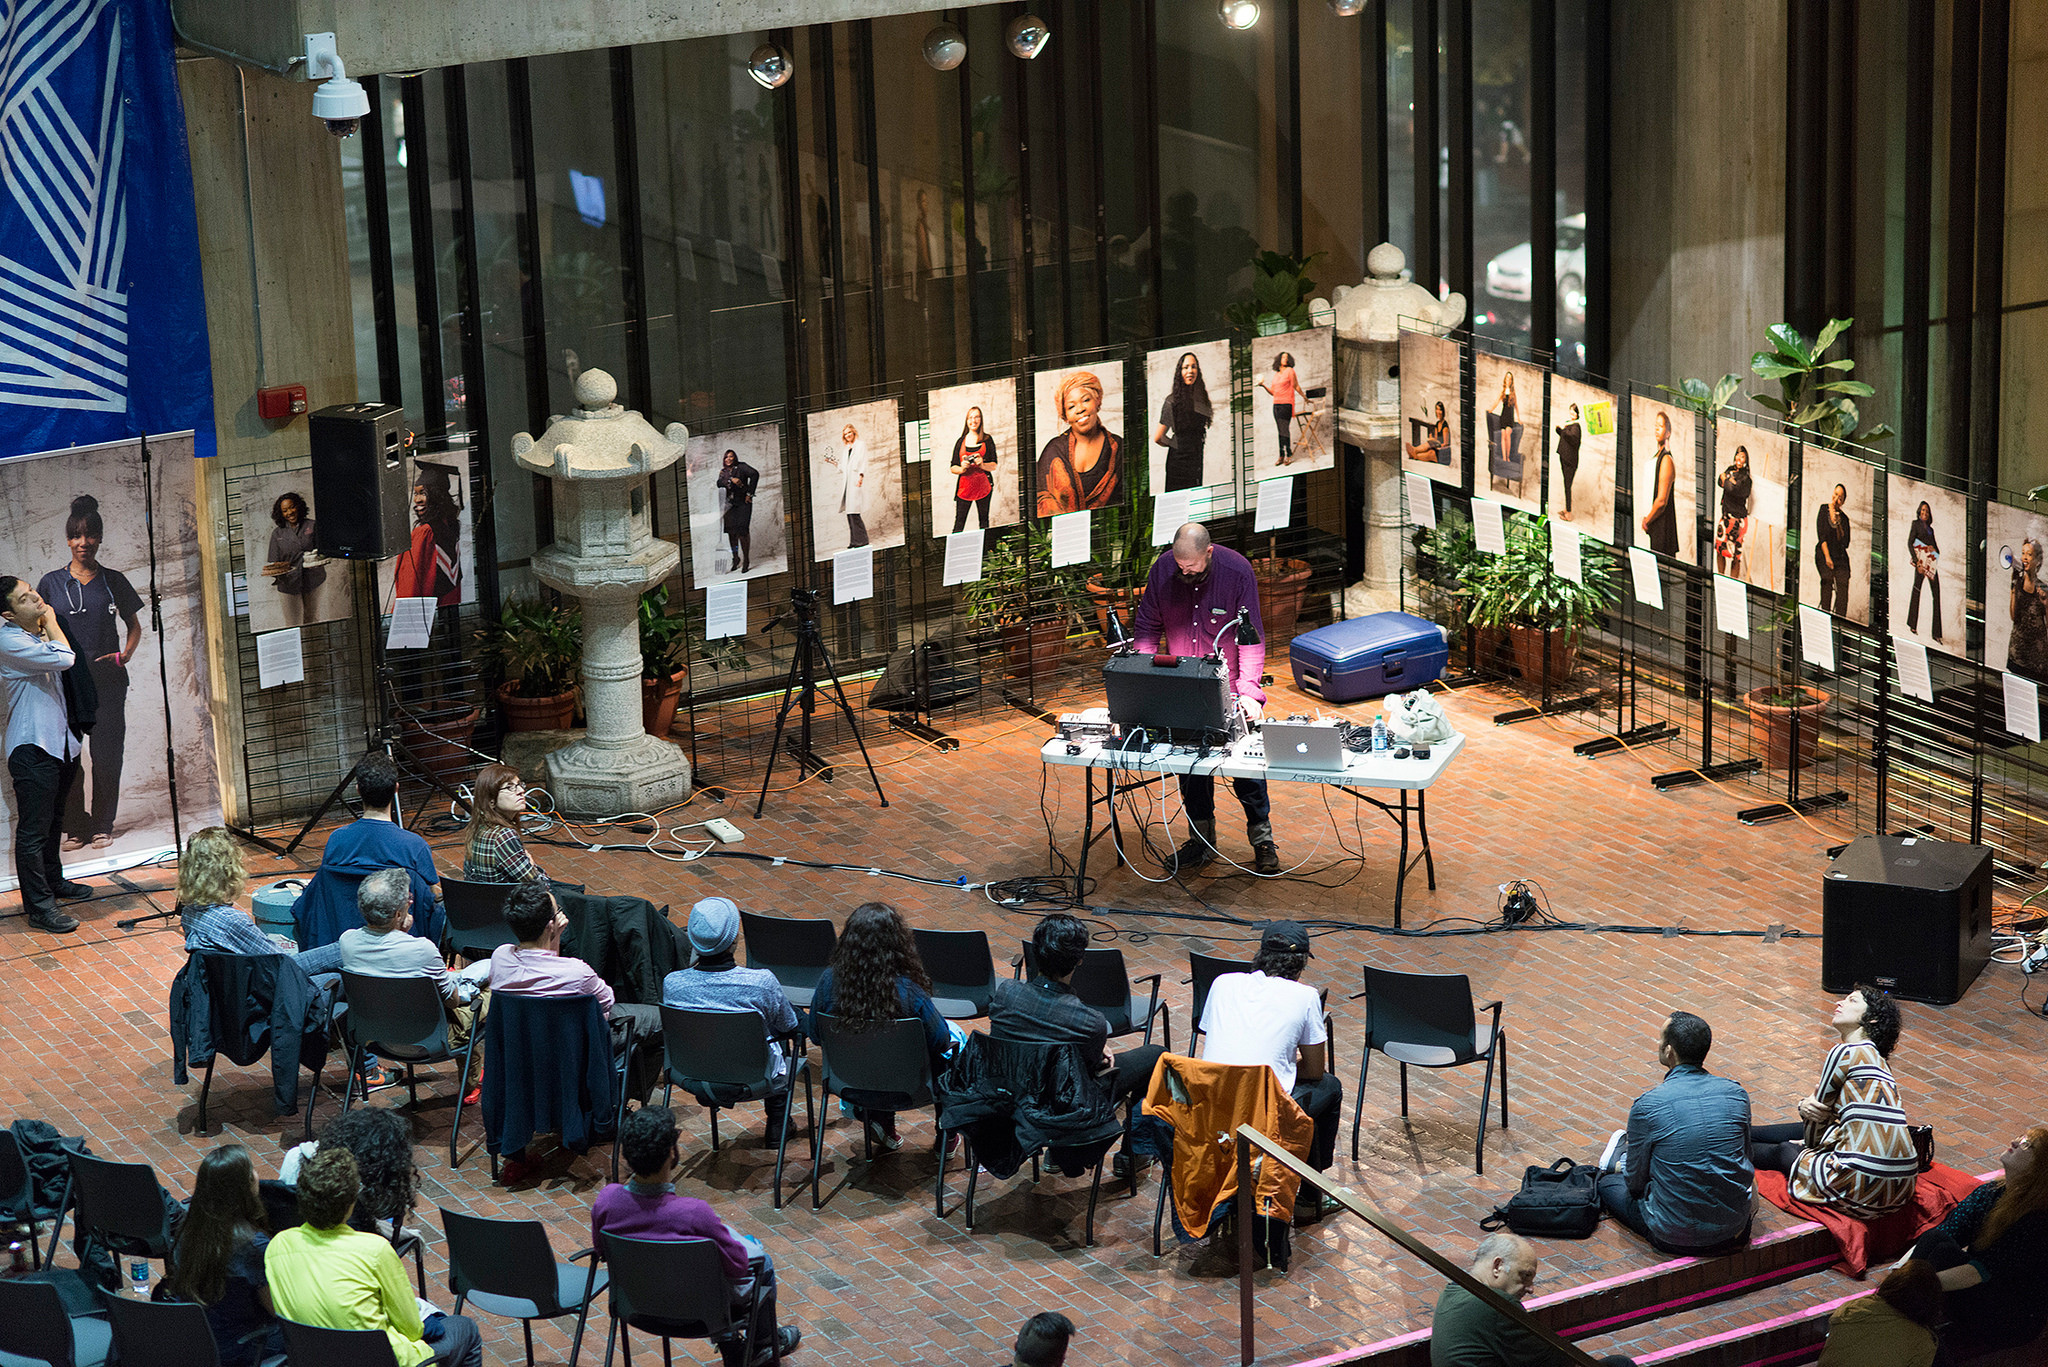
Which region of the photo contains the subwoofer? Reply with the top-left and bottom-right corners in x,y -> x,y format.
1821,835 -> 1992,1005
309,401 -> 409,559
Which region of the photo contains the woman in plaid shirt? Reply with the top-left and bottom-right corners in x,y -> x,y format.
461,764 -> 548,884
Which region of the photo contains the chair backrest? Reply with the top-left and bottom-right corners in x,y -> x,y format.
1017,943 -> 1133,1020
739,911 -> 836,990
912,928 -> 994,1013
598,1234 -> 737,1338
810,1014 -> 934,1108
0,1278 -> 76,1367
100,1290 -> 223,1367
1188,952 -> 1255,1029
440,1207 -> 569,1312
660,1007 -> 774,1090
337,971 -> 450,1059
440,878 -> 517,956
280,1318 -> 403,1367
1360,965 -> 1479,1056
67,1150 -> 170,1248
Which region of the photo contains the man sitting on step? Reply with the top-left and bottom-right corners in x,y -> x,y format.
1429,1232 -> 1636,1366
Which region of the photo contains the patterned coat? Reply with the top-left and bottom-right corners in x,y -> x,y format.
1790,1040 -> 1917,1219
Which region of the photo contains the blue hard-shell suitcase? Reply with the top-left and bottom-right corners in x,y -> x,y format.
1288,611 -> 1449,702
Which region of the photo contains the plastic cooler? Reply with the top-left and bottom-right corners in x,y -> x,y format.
1287,611 -> 1449,702
250,879 -> 306,942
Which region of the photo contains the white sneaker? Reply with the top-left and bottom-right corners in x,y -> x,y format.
1599,1129 -> 1626,1173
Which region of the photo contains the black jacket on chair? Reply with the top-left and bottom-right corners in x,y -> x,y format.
168,953 -> 332,1116
555,888 -> 682,1006
482,993 -> 621,1160
937,1034 -> 1124,1179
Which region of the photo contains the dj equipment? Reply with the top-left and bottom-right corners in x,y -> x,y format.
309,401 -> 410,559
1821,835 -> 1993,1005
1259,720 -> 1349,773
1056,709 -> 1114,744
1103,653 -> 1235,742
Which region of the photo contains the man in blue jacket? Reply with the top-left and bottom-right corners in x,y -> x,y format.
1598,1011 -> 1754,1254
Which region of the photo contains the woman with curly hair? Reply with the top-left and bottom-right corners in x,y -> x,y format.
176,826 -> 342,975
460,763 -> 546,885
280,1106 -> 418,1240
809,902 -> 957,1150
169,1144 -> 282,1367
1752,985 -> 1917,1219
1900,1126 -> 2048,1355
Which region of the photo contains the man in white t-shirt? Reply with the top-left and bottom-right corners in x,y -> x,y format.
1198,920 -> 1343,1216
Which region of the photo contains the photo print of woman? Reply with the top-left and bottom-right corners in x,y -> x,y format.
684,421 -> 789,584
1986,501 -> 2048,683
1712,419 -> 1789,592
379,451 -> 476,612
1398,327 -> 1463,485
1547,376 -> 1618,542
806,398 -> 905,561
1475,353 -> 1544,512
1795,445 -> 1875,625
1032,364 -> 1125,517
1249,327 -> 1334,478
1885,471 -> 1967,659
1145,339 -> 1232,491
38,496 -> 145,852
925,378 -> 1021,535
1630,396 -> 1698,563
239,468 -> 354,635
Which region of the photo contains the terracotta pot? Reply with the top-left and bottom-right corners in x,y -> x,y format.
1251,557 -> 1313,645
1084,575 -> 1145,644
1000,620 -> 1070,676
642,668 -> 687,740
497,680 -> 576,732
399,706 -> 481,789
1506,625 -> 1579,688
1744,684 -> 1829,770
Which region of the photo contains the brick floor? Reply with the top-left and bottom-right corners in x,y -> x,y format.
4,670 -> 2046,1367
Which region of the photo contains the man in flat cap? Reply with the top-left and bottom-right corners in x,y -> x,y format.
662,896 -> 802,1143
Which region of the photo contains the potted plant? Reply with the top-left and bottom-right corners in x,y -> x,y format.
1250,533 -> 1314,644
476,597 -> 582,732
1462,513 -> 1616,689
1226,248 -> 1325,338
639,584 -> 691,741
1748,318 -> 1893,446
1083,502 -> 1154,641
965,525 -> 1089,675
1742,682 -> 1830,771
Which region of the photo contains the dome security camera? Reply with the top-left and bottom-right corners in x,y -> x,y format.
304,33 -> 369,138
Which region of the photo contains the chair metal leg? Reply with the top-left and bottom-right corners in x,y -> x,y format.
601,1311 -> 619,1367
1399,1061 -> 1409,1116
1031,1151 -> 1041,1182
1475,1046 -> 1499,1176
1350,1047 -> 1371,1162
523,1320 -> 536,1367
1084,1153 -> 1105,1247
1498,1035 -> 1510,1127
962,1139 -> 977,1230
661,1335 -> 670,1367
710,1106 -> 720,1152
1160,1003 -> 1172,1053
197,1058 -> 215,1136
811,1085 -> 829,1210
569,1260 -> 601,1367
40,1176 -> 70,1270
451,1034 -> 481,1169
302,1057 -> 323,1142
1152,1166 -> 1170,1257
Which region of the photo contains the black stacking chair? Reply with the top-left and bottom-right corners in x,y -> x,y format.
440,1207 -> 607,1367
0,1128 -> 57,1269
1349,965 -> 1509,1173
63,1152 -> 174,1285
659,1006 -> 814,1208
99,1292 -> 222,1367
739,911 -> 836,1008
1016,942 -> 1170,1049
336,971 -> 481,1167
440,877 -> 518,963
808,1013 -> 946,1211
280,1319 -> 400,1367
911,928 -> 995,1019
1186,951 -> 1333,1066
0,1278 -> 112,1367
586,1234 -> 780,1367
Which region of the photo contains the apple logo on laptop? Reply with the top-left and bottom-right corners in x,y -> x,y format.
1295,741 -> 1310,755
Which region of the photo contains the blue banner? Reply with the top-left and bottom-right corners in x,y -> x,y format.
0,0 -> 215,459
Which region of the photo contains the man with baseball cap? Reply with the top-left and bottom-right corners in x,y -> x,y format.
1197,920 -> 1342,1215
662,896 -> 802,1142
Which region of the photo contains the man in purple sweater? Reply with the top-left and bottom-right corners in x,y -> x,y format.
591,1106 -> 801,1365
1132,523 -> 1280,874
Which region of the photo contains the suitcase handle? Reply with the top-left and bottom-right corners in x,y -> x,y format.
1384,650 -> 1405,679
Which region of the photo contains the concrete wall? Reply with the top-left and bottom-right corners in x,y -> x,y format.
175,0 -> 1005,77
1608,0 -> 1787,395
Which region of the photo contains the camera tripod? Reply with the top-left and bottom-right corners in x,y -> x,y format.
755,587 -> 887,818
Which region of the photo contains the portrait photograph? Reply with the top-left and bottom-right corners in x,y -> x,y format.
1630,395 -> 1698,564
1886,471 -> 1968,659
1985,501 -> 2048,683
806,397 -> 905,561
1474,352 -> 1544,513
1796,446 -> 1876,626
239,466 -> 354,634
925,378 -> 1021,537
1712,418 -> 1790,594
685,421 -> 789,584
377,448 -> 477,613
1144,340 -> 1233,492
1398,327 -> 1463,486
1031,362 -> 1126,518
1248,327 -> 1335,479
1548,376 -> 1618,543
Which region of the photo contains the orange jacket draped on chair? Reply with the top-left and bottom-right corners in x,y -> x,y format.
1142,1054 -> 1313,1238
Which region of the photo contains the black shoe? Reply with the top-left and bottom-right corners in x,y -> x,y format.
1293,1191 -> 1342,1225
1112,1151 -> 1152,1180
1172,837 -> 1215,873
27,908 -> 79,933
749,1326 -> 801,1365
1253,842 -> 1281,875
55,881 -> 93,900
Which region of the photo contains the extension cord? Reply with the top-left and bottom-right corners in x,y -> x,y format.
703,817 -> 744,844
2023,932 -> 2048,975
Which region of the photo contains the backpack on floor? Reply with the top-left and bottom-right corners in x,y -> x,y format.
1479,1157 -> 1603,1239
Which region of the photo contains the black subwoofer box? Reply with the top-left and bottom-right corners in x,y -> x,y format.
309,401 -> 409,559
1821,835 -> 1992,1005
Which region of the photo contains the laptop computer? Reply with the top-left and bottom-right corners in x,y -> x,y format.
1259,721 -> 1349,773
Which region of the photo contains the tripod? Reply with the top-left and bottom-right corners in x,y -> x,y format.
755,588 -> 888,818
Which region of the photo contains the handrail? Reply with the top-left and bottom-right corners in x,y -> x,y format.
1232,1126 -> 1606,1367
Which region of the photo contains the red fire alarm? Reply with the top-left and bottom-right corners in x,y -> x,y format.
257,384 -> 308,420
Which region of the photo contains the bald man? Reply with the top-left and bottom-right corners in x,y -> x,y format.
1131,523 -> 1279,875
1430,1233 -> 1637,1366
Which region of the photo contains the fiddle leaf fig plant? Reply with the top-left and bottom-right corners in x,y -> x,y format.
1655,373 -> 1743,425
1749,317 -> 1893,445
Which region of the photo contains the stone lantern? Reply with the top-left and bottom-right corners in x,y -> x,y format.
511,370 -> 692,816
1329,243 -> 1467,618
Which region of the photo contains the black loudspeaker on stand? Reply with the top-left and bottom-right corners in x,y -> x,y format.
1821,835 -> 1993,1005
310,402 -> 410,559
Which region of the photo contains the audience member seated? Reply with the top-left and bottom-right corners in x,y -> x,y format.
460,764 -> 548,885
1817,1259 -> 1941,1367
340,867 -> 485,1099
590,1105 -> 802,1366
267,1148 -> 482,1367
1196,921 -> 1342,1219
167,1143 -> 283,1367
1428,1233 -> 1636,1367
1752,985 -> 1915,1220
1596,1010 -> 1754,1254
1011,1312 -> 1075,1367
1899,1126 -> 2048,1357
810,901 -> 960,1153
291,753 -> 444,952
990,914 -> 1165,1173
488,881 -> 634,1018
280,1107 -> 421,1245
662,896 -> 802,1142
176,826 -> 342,978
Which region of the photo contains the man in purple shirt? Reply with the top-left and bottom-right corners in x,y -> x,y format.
1131,524 -> 1279,874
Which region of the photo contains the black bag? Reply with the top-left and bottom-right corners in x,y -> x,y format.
1480,1158 -> 1603,1239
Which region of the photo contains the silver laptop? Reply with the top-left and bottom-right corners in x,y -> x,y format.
1259,721 -> 1349,773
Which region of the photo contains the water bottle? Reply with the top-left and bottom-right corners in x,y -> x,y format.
4,1234 -> 29,1278
128,1258 -> 150,1299
1372,714 -> 1388,752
